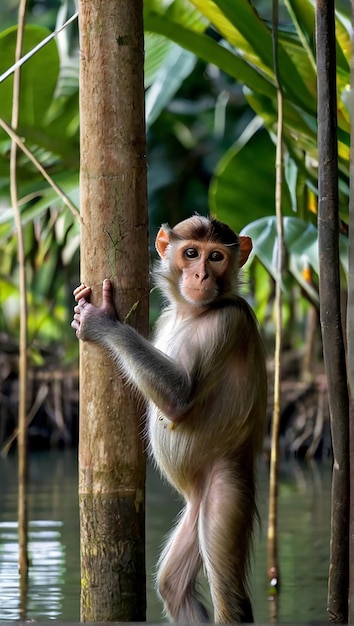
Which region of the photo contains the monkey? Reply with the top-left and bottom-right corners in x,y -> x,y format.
71,215 -> 267,623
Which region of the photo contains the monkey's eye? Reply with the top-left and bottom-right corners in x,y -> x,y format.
209,250 -> 224,262
184,248 -> 199,259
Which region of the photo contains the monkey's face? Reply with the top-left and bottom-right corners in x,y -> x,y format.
175,241 -> 233,306
155,219 -> 252,308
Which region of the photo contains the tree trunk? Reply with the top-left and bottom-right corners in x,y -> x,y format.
316,0 -> 349,622
78,0 -> 149,620
347,3 -> 354,621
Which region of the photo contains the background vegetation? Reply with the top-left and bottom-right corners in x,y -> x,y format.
0,1 -> 351,620
0,0 -> 350,361
0,0 -> 350,446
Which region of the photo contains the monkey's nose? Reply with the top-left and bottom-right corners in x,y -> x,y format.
196,271 -> 209,281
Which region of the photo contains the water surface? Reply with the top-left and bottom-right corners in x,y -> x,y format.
0,449 -> 331,622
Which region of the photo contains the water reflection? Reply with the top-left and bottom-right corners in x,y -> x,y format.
0,450 -> 80,620
0,449 -> 331,622
0,520 -> 65,619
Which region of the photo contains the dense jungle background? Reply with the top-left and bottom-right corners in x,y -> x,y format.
1,0 -> 349,456
0,0 -> 352,621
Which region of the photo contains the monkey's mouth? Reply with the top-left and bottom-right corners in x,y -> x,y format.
182,286 -> 218,305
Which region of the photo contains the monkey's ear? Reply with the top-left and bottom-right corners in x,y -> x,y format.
155,226 -> 171,259
238,236 -> 253,267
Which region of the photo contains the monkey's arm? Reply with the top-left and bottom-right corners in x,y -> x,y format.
72,280 -> 193,421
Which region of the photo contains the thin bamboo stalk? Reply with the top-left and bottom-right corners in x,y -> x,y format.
11,0 -> 29,595
267,0 -> 285,611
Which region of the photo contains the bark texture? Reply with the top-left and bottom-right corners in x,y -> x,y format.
316,0 -> 349,621
348,3 -> 354,622
78,0 -> 149,620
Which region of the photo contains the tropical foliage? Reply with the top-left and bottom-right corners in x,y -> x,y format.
0,5 -> 79,359
0,0 -> 351,358
144,0 -> 350,304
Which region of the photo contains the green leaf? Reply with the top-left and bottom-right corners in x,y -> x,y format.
335,7 -> 351,70
189,0 -> 267,67
149,0 -> 317,115
241,216 -> 319,301
145,32 -> 175,88
210,124 -> 292,232
146,44 -> 197,126
245,90 -> 317,149
0,25 -> 60,130
240,216 -> 348,301
284,0 -> 316,67
144,0 -> 208,36
212,0 -> 316,114
145,13 -> 276,99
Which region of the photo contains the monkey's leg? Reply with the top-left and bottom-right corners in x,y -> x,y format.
199,460 -> 255,624
157,500 -> 209,623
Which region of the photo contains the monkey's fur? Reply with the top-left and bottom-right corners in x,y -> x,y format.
72,216 -> 267,623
